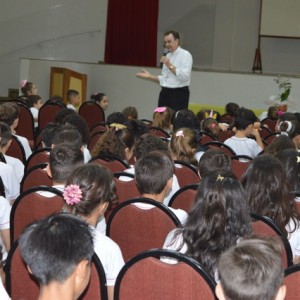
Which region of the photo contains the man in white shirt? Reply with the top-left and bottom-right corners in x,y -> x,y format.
137,30 -> 193,111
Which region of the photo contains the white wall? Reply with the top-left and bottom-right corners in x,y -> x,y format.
22,58 -> 300,120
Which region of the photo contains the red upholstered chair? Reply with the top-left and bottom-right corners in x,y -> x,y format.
168,183 -> 198,212
173,161 -> 200,188
78,101 -> 105,131
264,132 -> 279,145
261,117 -> 277,133
5,242 -> 108,300
219,113 -> 234,124
259,125 -> 272,139
6,135 -> 26,163
199,131 -> 216,144
284,264 -> 300,300
88,130 -> 106,152
16,103 -> 35,148
203,141 -> 236,157
25,148 -> 51,172
106,198 -> 181,262
114,249 -> 217,300
5,241 -> 39,300
218,129 -> 235,143
20,163 -> 53,192
78,254 -> 108,300
10,186 -> 64,243
250,213 -> 293,268
90,123 -> 107,136
231,155 -> 252,180
148,126 -> 170,138
89,155 -> 130,173
38,102 -> 64,132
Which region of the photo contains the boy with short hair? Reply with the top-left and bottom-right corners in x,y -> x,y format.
224,107 -> 264,158
216,237 -> 286,300
134,150 -> 188,225
66,90 -> 81,111
19,213 -> 94,300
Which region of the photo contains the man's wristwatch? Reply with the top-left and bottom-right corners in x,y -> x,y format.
169,65 -> 174,70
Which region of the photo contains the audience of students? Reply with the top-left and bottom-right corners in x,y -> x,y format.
3,92 -> 300,299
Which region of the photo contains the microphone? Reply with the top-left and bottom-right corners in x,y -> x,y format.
160,48 -> 169,68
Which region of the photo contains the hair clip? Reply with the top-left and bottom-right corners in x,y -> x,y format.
63,184 -> 82,205
154,107 -> 166,113
109,123 -> 127,130
19,80 -> 27,88
280,120 -> 293,133
211,123 -> 217,128
217,174 -> 224,181
175,130 -> 184,137
297,156 -> 300,163
277,110 -> 284,116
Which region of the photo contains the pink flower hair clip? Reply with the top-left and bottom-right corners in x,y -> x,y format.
154,107 -> 166,113
19,80 -> 27,88
277,110 -> 284,117
176,130 -> 184,137
63,184 -> 82,205
211,123 -> 217,128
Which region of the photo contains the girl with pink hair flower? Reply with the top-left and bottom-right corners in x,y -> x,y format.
63,164 -> 124,300
152,106 -> 173,134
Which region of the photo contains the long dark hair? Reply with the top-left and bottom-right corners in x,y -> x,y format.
241,154 -> 298,236
174,175 -> 252,277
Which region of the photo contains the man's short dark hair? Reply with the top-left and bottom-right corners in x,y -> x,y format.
164,30 -> 180,41
134,134 -> 168,160
19,213 -> 94,285
49,143 -> 84,184
0,102 -> 20,126
52,125 -> 83,148
66,90 -> 79,101
218,237 -> 284,300
0,122 -> 12,147
235,108 -> 258,130
40,123 -> 62,148
135,150 -> 174,194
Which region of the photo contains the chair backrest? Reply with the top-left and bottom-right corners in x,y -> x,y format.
264,132 -> 279,145
114,249 -> 217,300
106,198 -> 181,262
284,264 -> 300,300
10,186 -> 64,243
6,135 -> 27,163
78,254 -> 108,300
21,163 -> 53,192
148,126 -> 170,138
219,113 -> 234,124
5,242 -> 108,300
38,102 -> 64,131
25,148 -> 51,171
250,212 -> 293,268
261,117 -> 277,133
90,123 -> 107,136
218,129 -> 235,143
199,131 -> 217,144
168,183 -> 198,212
88,130 -> 106,152
16,103 -> 35,144
78,101 -> 105,131
89,155 -> 130,173
231,155 -> 252,180
173,161 -> 200,188
5,240 -> 40,300
259,125 -> 272,139
203,141 -> 236,157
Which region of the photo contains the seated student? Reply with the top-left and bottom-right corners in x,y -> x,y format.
163,173 -> 252,280
27,95 -> 43,129
18,213 -> 94,300
0,122 -> 24,183
0,195 -> 12,257
120,133 -> 180,206
90,92 -> 109,111
216,237 -> 286,300
122,106 -> 138,120
169,127 -> 204,165
66,89 -> 81,111
63,164 -> 125,300
0,102 -> 32,160
198,149 -> 232,179
224,107 -> 264,158
39,123 -> 62,148
52,125 -> 91,163
135,151 -> 188,225
43,143 -> 84,193
0,163 -> 20,202
19,80 -> 38,101
152,107 -> 173,134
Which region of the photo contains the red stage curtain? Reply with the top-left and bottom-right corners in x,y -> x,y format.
105,0 -> 159,67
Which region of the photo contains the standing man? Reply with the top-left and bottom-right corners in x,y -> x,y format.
136,30 -> 193,112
